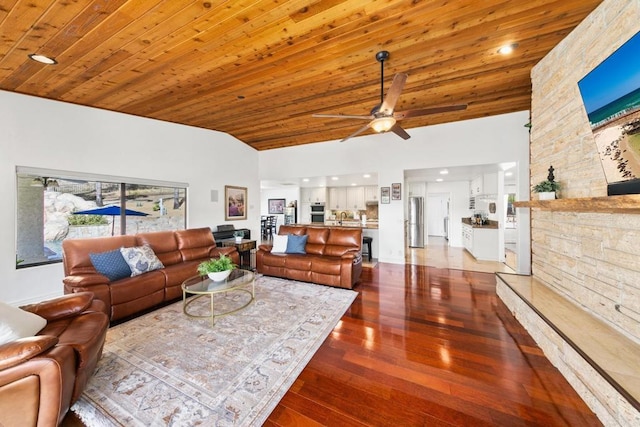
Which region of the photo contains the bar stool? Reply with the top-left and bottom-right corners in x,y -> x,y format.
362,236 -> 373,261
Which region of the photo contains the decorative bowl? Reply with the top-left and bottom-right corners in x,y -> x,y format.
208,270 -> 231,282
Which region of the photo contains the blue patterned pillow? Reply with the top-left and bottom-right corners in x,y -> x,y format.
285,234 -> 308,254
119,245 -> 164,276
89,249 -> 132,281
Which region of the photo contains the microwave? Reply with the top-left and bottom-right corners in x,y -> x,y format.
310,203 -> 325,223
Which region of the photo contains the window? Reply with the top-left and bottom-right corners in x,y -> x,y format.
16,167 -> 187,269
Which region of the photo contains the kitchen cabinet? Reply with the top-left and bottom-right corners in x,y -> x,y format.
346,186 -> 365,210
364,185 -> 378,201
300,203 -> 311,223
462,223 -> 499,261
470,176 -> 483,196
328,187 -> 347,210
301,187 -> 326,203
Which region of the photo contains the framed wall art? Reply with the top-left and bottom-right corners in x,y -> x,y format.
225,185 -> 247,220
268,198 -> 286,214
380,187 -> 390,204
391,183 -> 402,200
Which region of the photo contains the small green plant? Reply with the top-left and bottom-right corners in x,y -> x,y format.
233,230 -> 244,238
532,180 -> 560,193
67,214 -> 108,225
197,254 -> 237,275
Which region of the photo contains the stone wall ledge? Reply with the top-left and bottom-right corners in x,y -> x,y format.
496,272 -> 640,426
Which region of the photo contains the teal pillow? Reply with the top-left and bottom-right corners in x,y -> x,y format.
89,249 -> 132,281
285,234 -> 308,254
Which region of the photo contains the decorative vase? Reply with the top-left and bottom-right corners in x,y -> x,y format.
208,270 -> 231,282
235,236 -> 242,243
538,191 -> 556,200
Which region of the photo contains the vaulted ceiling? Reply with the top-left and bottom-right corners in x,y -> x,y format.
1,0 -> 601,150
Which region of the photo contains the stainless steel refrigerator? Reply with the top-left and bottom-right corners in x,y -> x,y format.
408,196 -> 424,248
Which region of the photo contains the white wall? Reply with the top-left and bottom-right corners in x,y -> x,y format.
259,111 -> 530,264
1,90 -> 259,305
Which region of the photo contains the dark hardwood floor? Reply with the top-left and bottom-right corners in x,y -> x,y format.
64,263 -> 601,426
263,264 -> 601,426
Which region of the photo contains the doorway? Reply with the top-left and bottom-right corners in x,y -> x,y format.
427,193 -> 449,240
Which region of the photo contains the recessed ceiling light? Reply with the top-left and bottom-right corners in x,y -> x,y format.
302,178 -> 309,182
363,174 -> 371,178
439,169 -> 449,175
351,183 -> 357,186
505,172 -> 513,177
497,43 -> 518,55
28,53 -> 57,65
436,178 -> 444,182
331,176 -> 338,181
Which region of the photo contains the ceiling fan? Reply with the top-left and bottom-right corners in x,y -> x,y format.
313,51 -> 467,142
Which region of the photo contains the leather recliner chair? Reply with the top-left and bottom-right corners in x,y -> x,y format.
0,292 -> 109,426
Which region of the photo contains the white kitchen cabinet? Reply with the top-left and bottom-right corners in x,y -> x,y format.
301,187 -> 326,203
364,185 -> 378,201
300,203 -> 311,223
462,223 -> 499,261
329,187 -> 347,209
347,186 -> 365,210
470,176 -> 483,196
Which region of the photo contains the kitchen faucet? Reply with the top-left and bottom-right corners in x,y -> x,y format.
339,211 -> 347,225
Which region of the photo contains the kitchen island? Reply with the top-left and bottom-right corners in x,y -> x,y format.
461,218 -> 500,261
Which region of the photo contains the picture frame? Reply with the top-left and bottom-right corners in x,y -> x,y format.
380,187 -> 390,204
224,185 -> 247,220
391,183 -> 401,200
268,198 -> 286,214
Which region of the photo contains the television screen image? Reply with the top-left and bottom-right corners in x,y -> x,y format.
577,30 -> 640,194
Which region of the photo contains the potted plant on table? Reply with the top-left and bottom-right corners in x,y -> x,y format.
197,254 -> 237,282
233,230 -> 244,243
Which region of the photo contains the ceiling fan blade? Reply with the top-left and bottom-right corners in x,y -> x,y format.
390,123 -> 411,140
379,73 -> 408,115
341,123 -> 371,142
394,104 -> 467,120
313,113 -> 373,120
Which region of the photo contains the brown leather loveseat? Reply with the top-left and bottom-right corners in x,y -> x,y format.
62,227 -> 239,322
256,225 -> 362,289
0,292 -> 108,426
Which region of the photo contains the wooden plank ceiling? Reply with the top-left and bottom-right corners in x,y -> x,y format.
0,0 -> 602,150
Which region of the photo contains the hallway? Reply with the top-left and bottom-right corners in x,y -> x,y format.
406,236 -> 516,274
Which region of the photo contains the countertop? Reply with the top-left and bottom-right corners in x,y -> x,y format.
461,217 -> 499,229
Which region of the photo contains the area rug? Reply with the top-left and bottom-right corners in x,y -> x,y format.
71,276 -> 357,426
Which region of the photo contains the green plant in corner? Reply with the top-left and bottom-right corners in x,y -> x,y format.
197,254 -> 237,275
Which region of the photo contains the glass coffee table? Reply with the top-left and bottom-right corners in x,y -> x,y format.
181,269 -> 255,326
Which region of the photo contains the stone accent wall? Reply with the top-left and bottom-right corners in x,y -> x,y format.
530,0 -> 640,344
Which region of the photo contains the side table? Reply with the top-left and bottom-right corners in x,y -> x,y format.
221,239 -> 257,270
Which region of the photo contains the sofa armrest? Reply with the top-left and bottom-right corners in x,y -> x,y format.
63,273 -> 109,288
0,336 -> 59,371
258,244 -> 273,252
21,292 -> 95,321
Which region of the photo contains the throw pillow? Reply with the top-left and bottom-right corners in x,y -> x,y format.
285,234 -> 308,254
271,234 -> 289,254
89,249 -> 132,282
119,244 -> 164,276
0,301 -> 47,346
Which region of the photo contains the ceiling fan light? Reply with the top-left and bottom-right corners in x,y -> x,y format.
371,117 -> 396,133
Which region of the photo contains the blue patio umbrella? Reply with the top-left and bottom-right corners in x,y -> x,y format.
73,205 -> 149,235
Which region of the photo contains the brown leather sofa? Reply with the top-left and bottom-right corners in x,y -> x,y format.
62,227 -> 239,322
256,225 -> 362,289
0,292 -> 108,426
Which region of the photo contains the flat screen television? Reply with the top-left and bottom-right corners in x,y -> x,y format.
577,30 -> 640,195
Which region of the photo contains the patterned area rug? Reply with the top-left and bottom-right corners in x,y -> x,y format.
72,276 -> 357,426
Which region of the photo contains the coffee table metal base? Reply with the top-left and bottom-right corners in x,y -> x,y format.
182,289 -> 254,326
